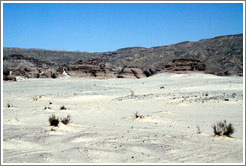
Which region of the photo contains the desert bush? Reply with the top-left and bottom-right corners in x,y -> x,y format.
61,115 -> 71,125
49,114 -> 59,126
7,103 -> 13,108
212,120 -> 234,137
60,105 -> 67,110
134,112 -> 144,119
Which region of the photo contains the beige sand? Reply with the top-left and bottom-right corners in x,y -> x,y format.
2,73 -> 244,163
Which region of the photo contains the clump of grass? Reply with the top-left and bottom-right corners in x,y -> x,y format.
7,103 -> 13,108
60,105 -> 67,110
134,111 -> 144,119
49,114 -> 59,126
44,106 -> 51,110
33,95 -> 43,101
61,115 -> 71,125
130,90 -> 135,97
196,125 -> 201,134
212,120 -> 234,137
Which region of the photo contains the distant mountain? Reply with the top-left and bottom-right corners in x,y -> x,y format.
3,34 -> 243,80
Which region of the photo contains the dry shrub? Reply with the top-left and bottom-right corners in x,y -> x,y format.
49,114 -> 59,126
33,95 -> 43,101
212,120 -> 234,137
7,103 -> 13,108
60,105 -> 67,110
61,115 -> 71,125
134,112 -> 144,119
44,106 -> 51,110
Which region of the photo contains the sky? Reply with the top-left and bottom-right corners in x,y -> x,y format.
3,2 -> 244,52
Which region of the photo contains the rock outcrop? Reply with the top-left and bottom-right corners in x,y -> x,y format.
3,67 -> 16,81
3,54 -> 60,80
66,59 -> 115,78
117,67 -> 145,79
164,59 -> 206,73
143,68 -> 161,77
65,59 -> 146,79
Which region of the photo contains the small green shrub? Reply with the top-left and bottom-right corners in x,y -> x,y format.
212,120 -> 234,137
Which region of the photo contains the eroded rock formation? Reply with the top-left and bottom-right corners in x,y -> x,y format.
3,54 -> 60,80
117,67 -> 145,79
66,59 -> 115,78
164,59 -> 206,73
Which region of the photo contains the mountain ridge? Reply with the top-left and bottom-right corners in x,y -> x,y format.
4,33 -> 242,53
3,33 -> 244,80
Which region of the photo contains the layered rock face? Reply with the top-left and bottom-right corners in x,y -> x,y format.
164,59 -> 206,73
65,59 -> 146,79
66,59 -> 115,78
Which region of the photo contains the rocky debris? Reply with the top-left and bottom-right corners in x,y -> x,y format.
4,66 -> 59,79
164,59 -> 206,73
3,67 -> 16,81
3,54 -> 60,80
117,67 -> 146,79
39,68 -> 58,78
12,66 -> 40,78
3,67 -> 10,76
216,70 -> 237,76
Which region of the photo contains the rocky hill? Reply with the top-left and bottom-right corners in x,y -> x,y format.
3,34 -> 243,80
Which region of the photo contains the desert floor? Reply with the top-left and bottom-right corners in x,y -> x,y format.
2,73 -> 244,163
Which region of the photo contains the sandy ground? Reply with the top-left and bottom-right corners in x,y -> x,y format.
2,73 -> 244,163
